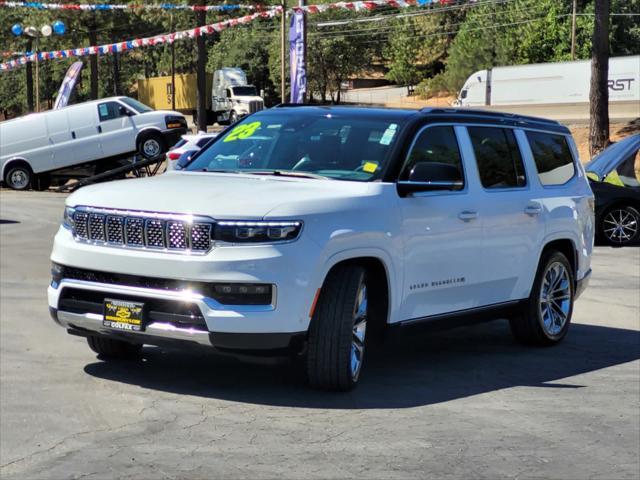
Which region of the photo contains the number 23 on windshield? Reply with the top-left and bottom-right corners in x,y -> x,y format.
223,121 -> 261,143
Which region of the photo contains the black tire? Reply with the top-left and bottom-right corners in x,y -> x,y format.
4,163 -> 32,190
510,250 -> 574,346
32,173 -> 51,191
87,335 -> 142,359
137,132 -> 166,159
599,205 -> 640,246
307,265 -> 369,391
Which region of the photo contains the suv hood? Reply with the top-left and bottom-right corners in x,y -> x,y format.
66,172 -> 372,219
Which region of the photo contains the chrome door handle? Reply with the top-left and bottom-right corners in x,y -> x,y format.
458,210 -> 478,222
524,203 -> 543,216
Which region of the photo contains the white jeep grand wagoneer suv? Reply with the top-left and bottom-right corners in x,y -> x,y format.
48,106 -> 594,391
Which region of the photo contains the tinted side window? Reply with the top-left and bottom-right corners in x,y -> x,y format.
401,126 -> 464,185
526,131 -> 576,185
468,127 -> 527,189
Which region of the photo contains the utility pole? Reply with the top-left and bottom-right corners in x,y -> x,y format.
88,21 -> 98,100
34,38 -> 39,112
25,38 -> 34,112
196,2 -> 207,132
589,0 -> 610,157
170,12 -> 176,111
280,0 -> 286,103
571,0 -> 577,60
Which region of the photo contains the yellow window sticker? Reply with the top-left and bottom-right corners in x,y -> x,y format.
223,121 -> 261,143
363,161 -> 378,173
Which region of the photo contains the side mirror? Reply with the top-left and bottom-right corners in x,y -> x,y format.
176,150 -> 197,170
397,162 -> 464,197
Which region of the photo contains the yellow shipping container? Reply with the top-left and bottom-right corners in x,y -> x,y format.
138,74 -> 212,111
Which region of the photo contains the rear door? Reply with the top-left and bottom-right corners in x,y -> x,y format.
96,101 -> 136,157
462,126 -> 544,305
44,109 -> 74,169
67,104 -> 103,165
397,124 -> 486,319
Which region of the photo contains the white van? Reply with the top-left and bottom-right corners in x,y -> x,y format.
0,97 -> 187,190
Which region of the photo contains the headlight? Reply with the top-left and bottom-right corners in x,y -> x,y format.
165,115 -> 186,129
62,206 -> 75,230
214,221 -> 302,244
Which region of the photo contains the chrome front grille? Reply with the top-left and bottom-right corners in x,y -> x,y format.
72,207 -> 214,255
249,100 -> 263,114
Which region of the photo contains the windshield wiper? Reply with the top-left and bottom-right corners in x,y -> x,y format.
247,170 -> 330,180
195,168 -> 242,174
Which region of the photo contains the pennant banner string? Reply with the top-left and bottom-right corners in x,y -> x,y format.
0,0 -> 472,72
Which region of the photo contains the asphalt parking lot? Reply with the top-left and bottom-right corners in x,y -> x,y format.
1,191 -> 639,480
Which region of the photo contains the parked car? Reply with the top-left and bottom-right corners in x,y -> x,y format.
585,134 -> 640,246
166,133 -> 217,171
48,107 -> 594,391
0,96 -> 187,190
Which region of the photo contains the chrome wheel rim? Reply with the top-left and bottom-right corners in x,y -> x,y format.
143,139 -> 161,157
539,262 -> 571,336
350,284 -> 367,380
603,208 -> 638,244
9,169 -> 29,189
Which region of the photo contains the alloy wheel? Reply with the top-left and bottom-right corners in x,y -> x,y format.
603,208 -> 639,244
350,284 -> 368,381
539,262 -> 571,337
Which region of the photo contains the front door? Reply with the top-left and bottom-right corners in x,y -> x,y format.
398,125 -> 486,320
96,101 -> 136,158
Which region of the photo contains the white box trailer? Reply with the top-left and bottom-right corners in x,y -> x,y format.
456,55 -> 640,107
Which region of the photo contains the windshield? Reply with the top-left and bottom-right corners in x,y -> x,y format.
231,86 -> 257,96
120,97 -> 153,113
185,111 -> 403,181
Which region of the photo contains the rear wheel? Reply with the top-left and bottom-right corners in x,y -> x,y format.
4,164 -> 32,190
87,336 -> 142,359
600,205 -> 640,246
307,265 -> 368,391
510,251 -> 574,346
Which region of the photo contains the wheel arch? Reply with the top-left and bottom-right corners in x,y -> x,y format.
135,127 -> 163,146
2,157 -> 33,182
318,254 -> 392,336
537,237 -> 578,286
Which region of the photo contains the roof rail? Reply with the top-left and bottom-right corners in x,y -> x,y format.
419,107 -> 562,126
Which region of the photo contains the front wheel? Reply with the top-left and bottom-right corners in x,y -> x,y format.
138,133 -> 166,159
307,265 -> 368,391
510,251 -> 574,346
600,205 -> 640,246
87,336 -> 142,359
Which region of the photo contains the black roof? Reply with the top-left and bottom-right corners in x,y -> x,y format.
272,104 -> 569,134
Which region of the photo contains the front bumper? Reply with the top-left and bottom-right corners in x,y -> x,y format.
50,307 -> 305,354
162,127 -> 187,148
49,225 -> 321,354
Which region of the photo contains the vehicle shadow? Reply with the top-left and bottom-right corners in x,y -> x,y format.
0,219 -> 20,225
83,321 -> 640,409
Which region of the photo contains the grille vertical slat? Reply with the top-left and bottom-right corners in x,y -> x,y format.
88,214 -> 106,241
74,211 -> 89,239
72,208 -> 212,254
106,216 -> 124,244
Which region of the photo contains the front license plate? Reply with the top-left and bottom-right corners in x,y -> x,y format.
103,299 -> 144,332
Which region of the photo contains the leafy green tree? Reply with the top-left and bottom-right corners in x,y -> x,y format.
384,20 -> 420,94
